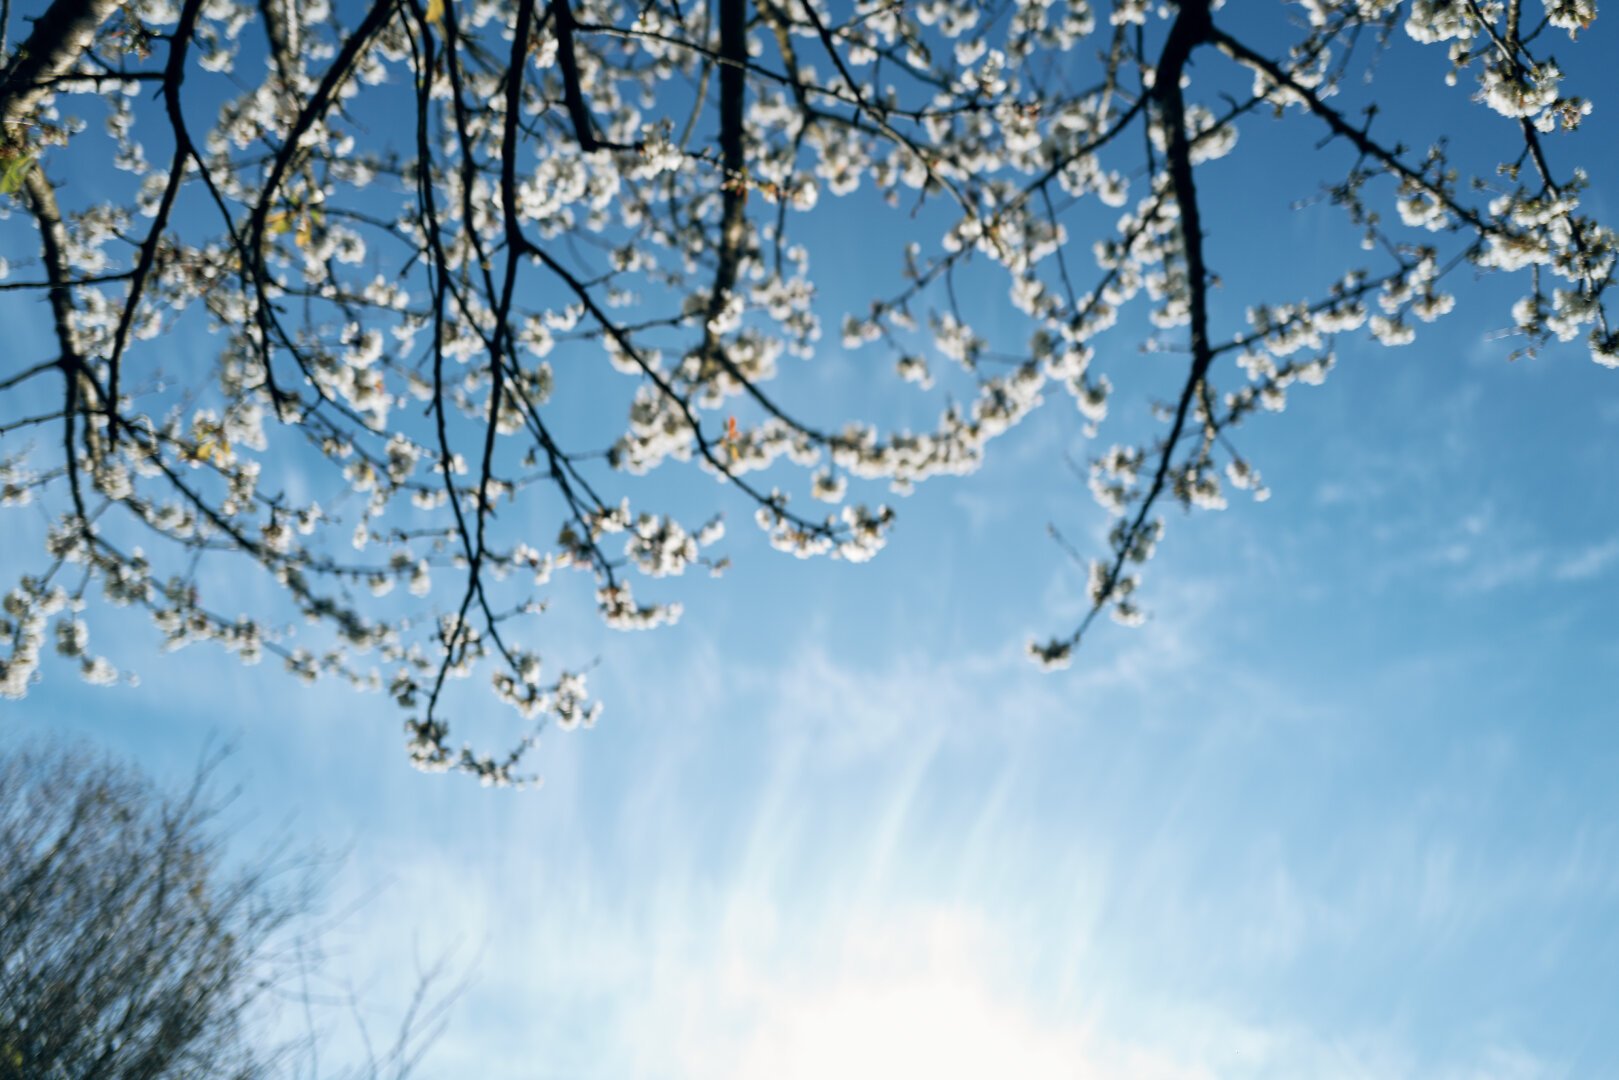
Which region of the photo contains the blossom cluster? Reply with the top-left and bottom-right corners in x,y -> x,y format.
0,0 -> 1610,779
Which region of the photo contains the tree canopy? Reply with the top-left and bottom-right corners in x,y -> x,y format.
0,745 -> 285,1079
0,743 -> 458,1079
0,0 -> 1611,782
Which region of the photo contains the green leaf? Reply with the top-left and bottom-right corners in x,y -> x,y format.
0,152 -> 35,196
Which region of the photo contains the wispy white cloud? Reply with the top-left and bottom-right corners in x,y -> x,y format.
1553,538 -> 1619,582
22,479 -> 1612,1080
257,615 -> 1600,1080
1449,547 -> 1546,594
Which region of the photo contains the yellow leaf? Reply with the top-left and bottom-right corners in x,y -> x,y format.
194,437 -> 230,466
425,0 -> 445,25
190,418 -> 231,466
265,210 -> 291,236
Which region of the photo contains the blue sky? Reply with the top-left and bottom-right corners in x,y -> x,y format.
7,3 -> 1619,1077
14,315 -> 1619,1077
